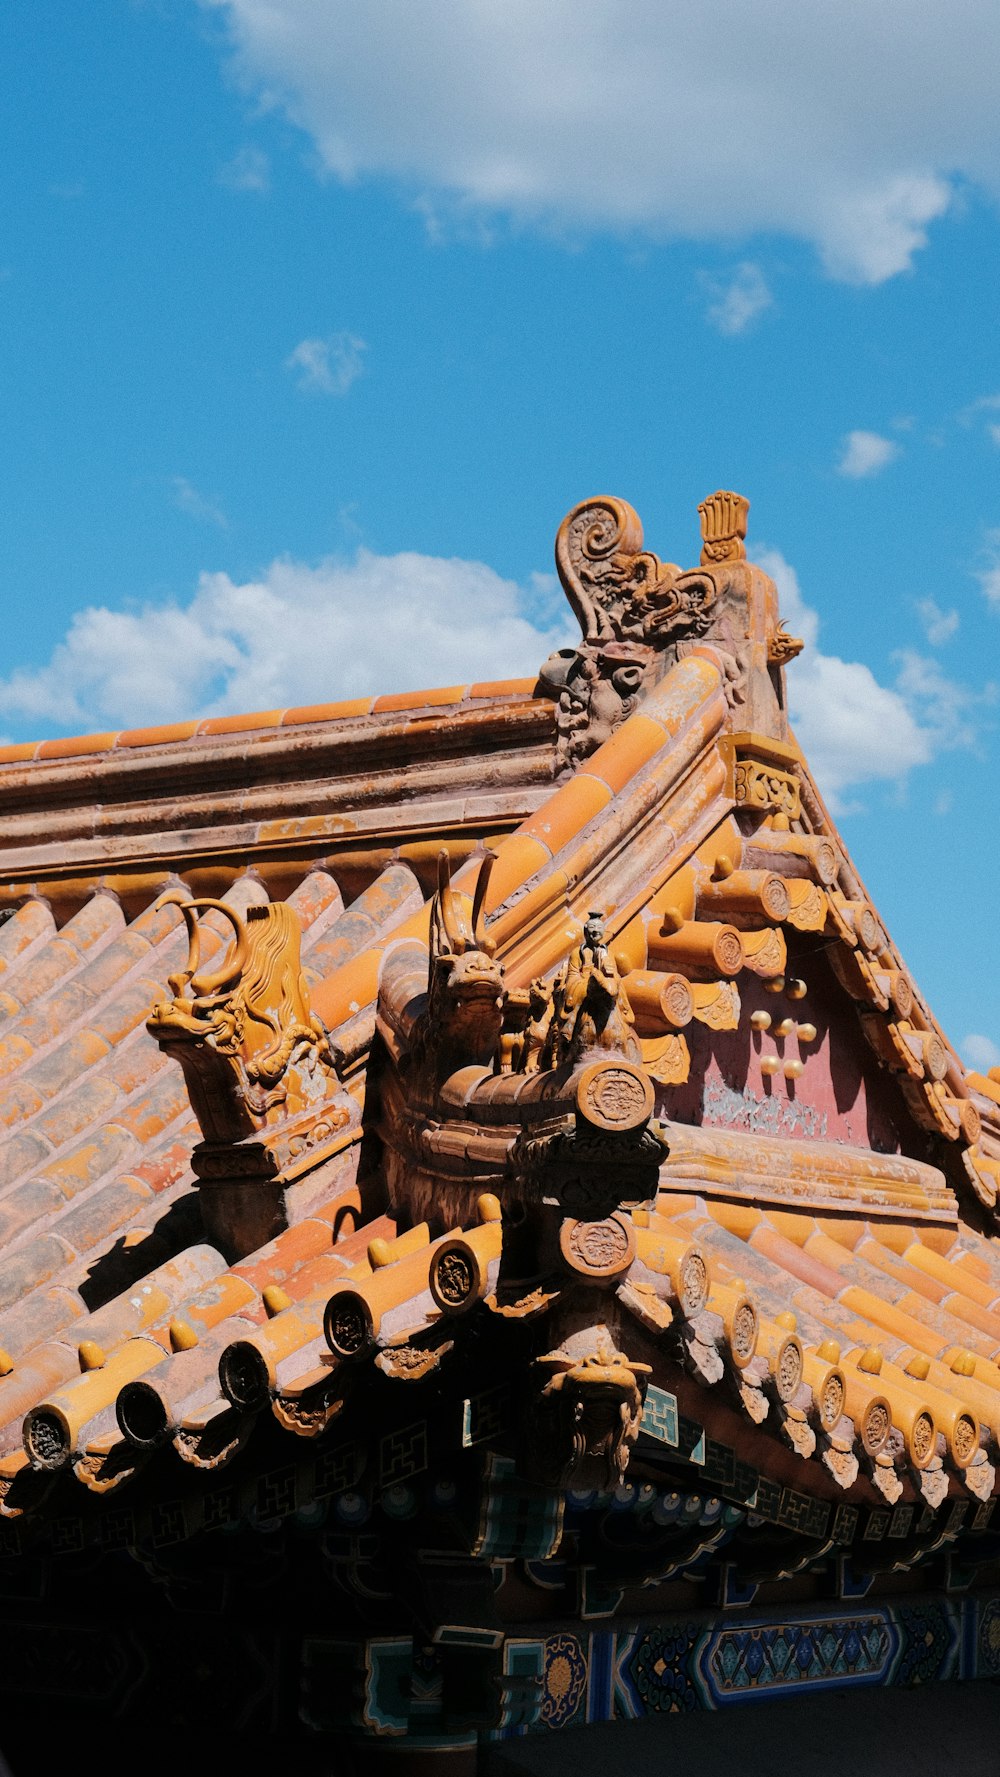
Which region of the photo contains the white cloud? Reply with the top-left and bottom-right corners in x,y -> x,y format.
762,550 -> 992,809
892,648 -> 992,754
285,332 -> 367,396
703,262 -> 772,336
963,1033 -> 1000,1074
170,476 -> 228,529
837,430 -> 900,479
959,393 -> 1000,421
200,0 -> 1000,283
957,395 -> 1000,449
219,145 -> 271,192
978,530 -> 1000,608
759,549 -> 937,808
917,597 -> 959,646
0,549 -> 573,731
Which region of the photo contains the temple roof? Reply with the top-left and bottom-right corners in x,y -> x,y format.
1,489 -> 1000,1563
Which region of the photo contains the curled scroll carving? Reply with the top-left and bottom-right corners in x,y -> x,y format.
542,496 -> 730,772
541,496 -> 726,772
539,488 -> 804,769
555,497 -> 678,645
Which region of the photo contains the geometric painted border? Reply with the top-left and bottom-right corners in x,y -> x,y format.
491,1591 -> 996,1739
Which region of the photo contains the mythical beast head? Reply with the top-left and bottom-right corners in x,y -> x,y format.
148,892 -> 336,1142
420,850 -> 505,1078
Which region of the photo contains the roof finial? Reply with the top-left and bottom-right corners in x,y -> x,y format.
697,489 -> 749,565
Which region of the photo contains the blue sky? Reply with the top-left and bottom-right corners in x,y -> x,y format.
1,1 -> 999,1057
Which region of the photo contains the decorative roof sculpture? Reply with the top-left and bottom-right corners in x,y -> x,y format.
0,492 -> 999,1758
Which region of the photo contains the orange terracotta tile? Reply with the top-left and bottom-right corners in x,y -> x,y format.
519,772 -> 612,857
491,869 -> 572,970
38,1127 -> 136,1200
258,814 -> 356,845
371,685 -> 466,714
0,1285 -> 83,1356
905,1242 -> 999,1308
33,1337 -> 168,1448
0,898 -> 55,964
583,713 -> 670,794
62,892 -> 125,953
0,742 -> 40,765
968,1070 -> 1000,1109
280,698 -> 373,725
18,980 -> 94,1052
56,1176 -> 156,1256
130,1141 -> 195,1194
0,1179 -> 64,1246
0,1080 -> 45,1127
104,1040 -> 167,1099
0,1034 -> 35,1076
838,1284 -> 958,1359
88,975 -> 164,1048
0,1340 -> 84,1426
37,1077 -> 121,1149
157,1271 -> 258,1338
77,930 -> 153,1000
114,720 -> 201,748
196,709 -> 284,736
26,1028 -> 111,1098
0,1129 -> 53,1190
467,678 -> 538,699
35,732 -> 119,760
0,1231 -> 74,1311
480,835 -> 553,914
311,898 -> 432,1031
288,869 -> 344,931
924,1291 -> 1000,1344
233,1216 -> 337,1292
4,938 -> 82,1010
311,945 -> 384,1034
110,1073 -> 189,1143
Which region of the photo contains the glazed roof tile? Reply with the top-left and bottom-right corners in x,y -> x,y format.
0,862 -> 400,1379
1,497 -> 999,1553
0,678 -> 540,769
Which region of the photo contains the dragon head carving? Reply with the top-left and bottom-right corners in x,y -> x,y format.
419,850 -> 505,1078
531,1329 -> 651,1489
148,893 -> 338,1142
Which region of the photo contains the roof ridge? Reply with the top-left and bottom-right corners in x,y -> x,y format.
0,678 -> 543,771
